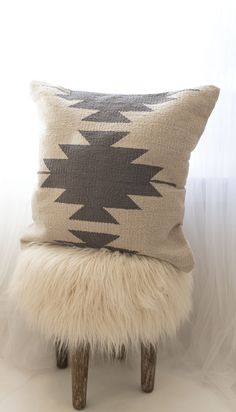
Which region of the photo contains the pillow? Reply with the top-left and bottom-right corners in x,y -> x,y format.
22,82 -> 219,272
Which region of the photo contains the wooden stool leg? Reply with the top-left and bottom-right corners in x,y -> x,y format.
141,343 -> 157,393
56,341 -> 68,369
112,344 -> 126,361
117,344 -> 126,361
71,344 -> 90,410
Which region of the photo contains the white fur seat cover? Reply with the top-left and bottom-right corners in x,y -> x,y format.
10,243 -> 192,354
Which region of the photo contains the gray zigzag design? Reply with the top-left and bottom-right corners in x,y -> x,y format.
56,89 -> 180,123
41,130 -> 163,225
43,86 -> 198,251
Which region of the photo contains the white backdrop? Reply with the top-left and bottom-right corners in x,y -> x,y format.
0,0 -> 236,405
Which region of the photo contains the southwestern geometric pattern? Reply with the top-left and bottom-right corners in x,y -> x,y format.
41,91 -> 179,250
41,131 -> 166,224
56,89 -> 179,123
22,82 -> 219,272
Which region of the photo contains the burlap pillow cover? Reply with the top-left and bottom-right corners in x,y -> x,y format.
22,82 -> 219,272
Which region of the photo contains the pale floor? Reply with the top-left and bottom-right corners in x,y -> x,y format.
0,358 -> 233,412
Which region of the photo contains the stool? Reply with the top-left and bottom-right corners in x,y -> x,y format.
11,243 -> 192,410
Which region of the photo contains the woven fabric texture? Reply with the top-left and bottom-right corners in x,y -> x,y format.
22,82 -> 219,272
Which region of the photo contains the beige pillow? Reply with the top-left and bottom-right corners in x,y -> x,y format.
22,82 -> 219,272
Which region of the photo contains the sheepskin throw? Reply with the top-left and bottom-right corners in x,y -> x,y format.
23,82 -> 219,272
11,243 -> 193,352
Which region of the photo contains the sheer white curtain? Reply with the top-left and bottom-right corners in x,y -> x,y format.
0,0 -> 236,402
